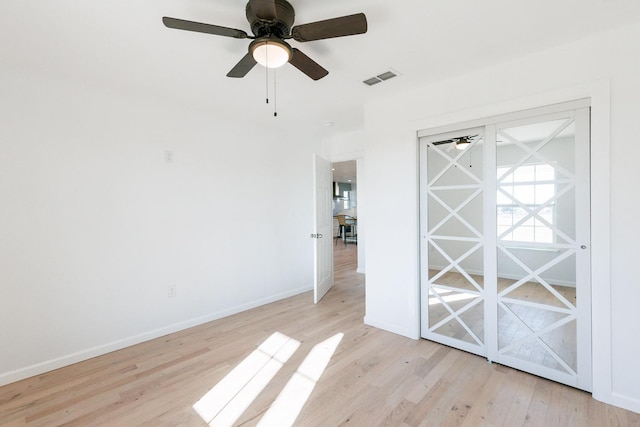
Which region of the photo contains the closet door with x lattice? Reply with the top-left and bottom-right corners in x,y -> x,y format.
420,128 -> 487,357
493,108 -> 591,390
420,104 -> 591,391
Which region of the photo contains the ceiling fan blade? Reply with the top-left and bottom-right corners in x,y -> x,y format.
289,48 -> 328,81
291,13 -> 367,42
432,139 -> 454,146
249,0 -> 277,21
162,17 -> 248,39
227,53 -> 258,78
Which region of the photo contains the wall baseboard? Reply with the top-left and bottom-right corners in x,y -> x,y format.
0,284 -> 313,387
610,392 -> 640,415
364,316 -> 420,340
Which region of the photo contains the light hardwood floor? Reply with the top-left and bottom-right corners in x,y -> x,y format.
1,242 -> 639,426
427,270 -> 578,373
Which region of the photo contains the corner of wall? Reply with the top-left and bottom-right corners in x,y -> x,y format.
363,316 -> 420,340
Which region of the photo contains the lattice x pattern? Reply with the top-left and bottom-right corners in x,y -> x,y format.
424,133 -> 486,355
495,116 -> 579,379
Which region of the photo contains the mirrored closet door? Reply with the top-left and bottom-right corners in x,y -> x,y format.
419,102 -> 592,391
420,128 -> 486,357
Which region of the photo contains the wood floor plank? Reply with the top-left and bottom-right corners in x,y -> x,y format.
500,374 -> 538,426
1,243 -> 639,426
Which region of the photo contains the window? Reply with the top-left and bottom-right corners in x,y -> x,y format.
497,164 -> 555,243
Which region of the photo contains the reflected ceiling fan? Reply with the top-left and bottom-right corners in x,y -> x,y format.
432,135 -> 480,151
162,0 -> 368,80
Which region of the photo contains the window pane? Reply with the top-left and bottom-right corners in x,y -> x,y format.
497,187 -> 513,204
497,209 -> 513,227
512,207 -> 529,223
535,164 -> 555,181
538,206 -> 553,222
499,229 -> 513,241
514,185 -> 535,204
513,226 -> 534,242
514,165 -> 535,182
497,225 -> 510,236
496,163 -> 556,244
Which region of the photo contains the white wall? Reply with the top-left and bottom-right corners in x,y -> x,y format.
363,22 -> 640,412
323,130 -> 365,163
0,66 -> 319,384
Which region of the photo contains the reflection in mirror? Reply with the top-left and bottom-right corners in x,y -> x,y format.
426,132 -> 485,348
496,118 -> 577,374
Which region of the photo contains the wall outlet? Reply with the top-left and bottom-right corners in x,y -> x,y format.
168,285 -> 177,298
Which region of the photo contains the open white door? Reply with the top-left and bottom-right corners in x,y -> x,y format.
313,154 -> 333,303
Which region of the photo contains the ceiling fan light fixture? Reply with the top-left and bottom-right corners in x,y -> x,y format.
456,139 -> 471,150
250,38 -> 292,68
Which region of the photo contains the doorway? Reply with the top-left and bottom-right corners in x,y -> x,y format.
419,101 -> 592,391
332,160 -> 359,276
332,160 -> 358,246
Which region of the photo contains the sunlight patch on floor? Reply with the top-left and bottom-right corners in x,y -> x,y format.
429,288 -> 477,305
257,333 -> 344,427
193,332 -> 300,426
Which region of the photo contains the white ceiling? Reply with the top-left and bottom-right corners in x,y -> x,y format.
3,0 -> 640,138
332,160 -> 356,184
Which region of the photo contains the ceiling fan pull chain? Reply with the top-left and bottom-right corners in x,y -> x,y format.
265,42 -> 269,104
274,68 -> 278,117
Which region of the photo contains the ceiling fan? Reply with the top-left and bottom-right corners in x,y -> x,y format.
162,0 -> 368,81
432,135 -> 480,151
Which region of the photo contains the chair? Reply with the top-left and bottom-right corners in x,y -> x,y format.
335,215 -> 350,246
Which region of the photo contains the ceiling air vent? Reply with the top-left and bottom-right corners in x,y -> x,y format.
363,70 -> 398,86
363,77 -> 382,86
